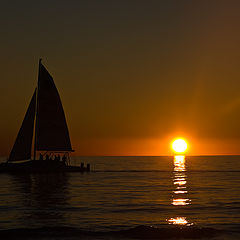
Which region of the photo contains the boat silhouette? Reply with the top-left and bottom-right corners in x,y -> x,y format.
0,59 -> 89,173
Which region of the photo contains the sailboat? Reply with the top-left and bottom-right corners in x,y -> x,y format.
0,59 -> 90,173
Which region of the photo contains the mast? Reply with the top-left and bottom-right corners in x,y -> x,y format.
33,58 -> 41,160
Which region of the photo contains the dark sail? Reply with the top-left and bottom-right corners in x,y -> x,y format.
36,61 -> 73,151
8,90 -> 36,161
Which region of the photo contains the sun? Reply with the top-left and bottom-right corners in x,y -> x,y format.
172,139 -> 188,153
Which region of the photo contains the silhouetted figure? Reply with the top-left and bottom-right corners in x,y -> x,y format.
39,153 -> 43,161
87,163 -> 90,172
45,154 -> 49,161
54,155 -> 60,161
62,155 -> 67,165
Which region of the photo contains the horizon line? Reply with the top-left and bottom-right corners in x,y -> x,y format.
1,154 -> 240,158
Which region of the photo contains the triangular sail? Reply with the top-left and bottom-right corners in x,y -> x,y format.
36,61 -> 73,152
8,90 -> 37,161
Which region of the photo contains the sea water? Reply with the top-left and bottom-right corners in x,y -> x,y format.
0,156 -> 240,239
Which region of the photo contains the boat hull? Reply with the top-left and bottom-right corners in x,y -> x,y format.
0,160 -> 90,174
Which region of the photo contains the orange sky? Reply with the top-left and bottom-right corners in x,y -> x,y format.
1,1 -> 240,156
70,136 -> 240,156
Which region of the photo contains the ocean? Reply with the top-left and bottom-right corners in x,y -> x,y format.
0,156 -> 240,239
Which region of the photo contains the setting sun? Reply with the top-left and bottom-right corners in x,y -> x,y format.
172,139 -> 188,153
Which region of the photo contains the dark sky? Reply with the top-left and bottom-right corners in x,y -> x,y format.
1,1 -> 240,155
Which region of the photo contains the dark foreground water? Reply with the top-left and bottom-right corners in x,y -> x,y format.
0,156 -> 240,239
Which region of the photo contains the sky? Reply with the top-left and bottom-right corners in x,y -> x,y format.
1,0 -> 240,156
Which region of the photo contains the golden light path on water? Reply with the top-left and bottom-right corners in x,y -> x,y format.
167,155 -> 192,226
168,217 -> 188,225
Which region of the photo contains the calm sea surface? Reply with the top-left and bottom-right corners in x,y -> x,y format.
0,156 -> 240,239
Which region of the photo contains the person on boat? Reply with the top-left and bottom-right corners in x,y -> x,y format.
62,155 -> 67,165
39,153 -> 43,161
54,155 -> 60,161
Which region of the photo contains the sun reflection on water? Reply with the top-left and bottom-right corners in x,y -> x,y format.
168,217 -> 188,225
174,190 -> 187,194
167,155 -> 192,226
172,198 -> 191,206
174,155 -> 186,171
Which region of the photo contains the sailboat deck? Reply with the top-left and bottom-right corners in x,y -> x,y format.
0,160 -> 90,173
